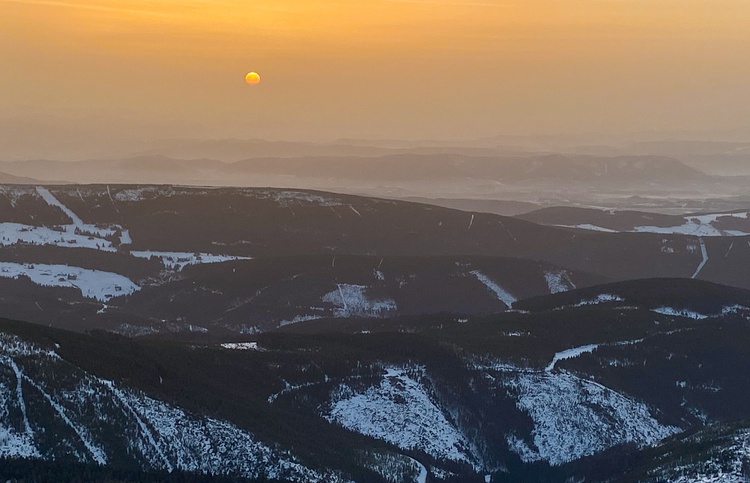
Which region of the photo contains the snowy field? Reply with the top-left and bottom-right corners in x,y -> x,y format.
36,187 -> 129,243
634,212 -> 750,237
561,211 -> 750,237
0,262 -> 139,302
3,188 -> 245,272
0,187 -> 254,304
0,222 -> 116,252
0,188 -> 126,252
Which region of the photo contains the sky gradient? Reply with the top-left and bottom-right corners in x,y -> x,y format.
2,0 -> 750,148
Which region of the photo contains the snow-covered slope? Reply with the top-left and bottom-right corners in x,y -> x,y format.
647,427 -> 750,483
359,450 -> 428,483
502,370 -> 678,465
324,359 -> 680,473
0,331 -> 346,482
544,269 -> 576,294
322,284 -> 397,318
470,271 -> 517,308
326,367 -> 480,469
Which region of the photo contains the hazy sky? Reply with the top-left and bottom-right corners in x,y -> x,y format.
2,0 -> 750,149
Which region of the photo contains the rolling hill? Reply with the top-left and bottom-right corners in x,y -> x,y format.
2,274 -> 750,481
0,183 -> 747,481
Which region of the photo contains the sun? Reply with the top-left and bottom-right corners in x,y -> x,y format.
244,72 -> 261,85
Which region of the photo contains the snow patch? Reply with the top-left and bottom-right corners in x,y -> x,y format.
0,187 -> 133,253
0,262 -> 139,302
544,269 -> 576,294
652,307 -> 709,320
115,323 -> 161,337
322,284 -> 397,318
505,372 -> 679,465
0,333 -> 59,358
546,344 -> 599,372
470,271 -> 517,308
573,294 -> 624,307
556,224 -> 618,233
652,305 -> 748,320
0,331 -> 346,482
0,357 -> 39,459
279,315 -> 323,327
220,342 -> 259,351
23,376 -> 108,465
651,428 -> 750,483
119,230 -> 132,245
326,367 -> 478,467
635,212 -> 750,237
130,251 -> 251,271
35,187 -> 123,241
271,191 -> 344,207
546,339 -> 643,372
0,222 -> 116,252
113,188 -> 149,202
506,434 -> 542,463
35,187 -> 84,227
359,451 -> 426,483
552,211 -> 750,237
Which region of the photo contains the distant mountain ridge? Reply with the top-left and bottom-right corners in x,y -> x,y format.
0,153 -> 707,183
0,170 -> 42,185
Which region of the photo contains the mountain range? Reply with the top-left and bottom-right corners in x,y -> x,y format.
0,183 -> 748,481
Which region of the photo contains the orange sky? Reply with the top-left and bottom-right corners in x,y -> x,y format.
2,0 -> 750,145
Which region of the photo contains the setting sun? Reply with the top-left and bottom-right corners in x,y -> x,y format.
244,72 -> 261,85
2,1 -> 750,481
